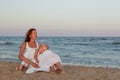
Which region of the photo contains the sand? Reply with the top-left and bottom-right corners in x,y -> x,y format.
0,61 -> 120,80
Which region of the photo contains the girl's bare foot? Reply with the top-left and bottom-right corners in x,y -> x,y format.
56,69 -> 66,74
50,71 -> 56,74
60,70 -> 66,74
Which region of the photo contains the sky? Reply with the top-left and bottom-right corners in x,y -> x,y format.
0,0 -> 120,37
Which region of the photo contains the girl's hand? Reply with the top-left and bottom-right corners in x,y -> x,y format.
35,49 -> 39,52
31,62 -> 40,68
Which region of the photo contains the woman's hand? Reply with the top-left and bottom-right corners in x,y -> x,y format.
31,62 -> 40,68
36,60 -> 39,63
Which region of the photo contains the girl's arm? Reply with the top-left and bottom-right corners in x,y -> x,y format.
19,42 -> 39,68
34,49 -> 39,63
38,42 -> 42,49
34,42 -> 42,63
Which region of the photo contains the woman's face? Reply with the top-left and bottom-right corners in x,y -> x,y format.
29,30 -> 37,40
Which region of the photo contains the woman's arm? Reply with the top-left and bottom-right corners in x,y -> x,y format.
19,42 -> 39,68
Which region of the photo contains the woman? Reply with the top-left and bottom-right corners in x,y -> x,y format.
17,28 -> 41,71
17,28 -> 65,74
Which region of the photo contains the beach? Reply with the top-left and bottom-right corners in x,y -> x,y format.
0,61 -> 120,80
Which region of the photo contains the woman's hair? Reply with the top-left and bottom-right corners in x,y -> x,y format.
24,28 -> 36,42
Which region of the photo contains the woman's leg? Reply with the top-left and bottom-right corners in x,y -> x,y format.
16,64 -> 24,71
19,64 -> 24,71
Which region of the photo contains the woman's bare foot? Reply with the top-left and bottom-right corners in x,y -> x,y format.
16,67 -> 19,71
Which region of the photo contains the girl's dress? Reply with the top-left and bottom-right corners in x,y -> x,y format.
26,50 -> 61,73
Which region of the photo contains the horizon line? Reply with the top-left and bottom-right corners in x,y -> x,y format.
0,36 -> 120,37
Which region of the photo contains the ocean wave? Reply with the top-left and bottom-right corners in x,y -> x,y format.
0,41 -> 16,45
0,58 -> 20,62
62,42 -> 90,46
89,37 -> 107,41
112,42 -> 120,45
113,49 -> 120,51
0,53 -> 18,59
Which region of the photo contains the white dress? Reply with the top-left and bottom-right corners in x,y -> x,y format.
26,50 -> 61,73
21,42 -> 39,68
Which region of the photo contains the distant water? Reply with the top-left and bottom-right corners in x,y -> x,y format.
0,37 -> 120,68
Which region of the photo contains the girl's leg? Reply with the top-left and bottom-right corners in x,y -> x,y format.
50,65 -> 56,74
54,62 -> 66,74
50,65 -> 55,72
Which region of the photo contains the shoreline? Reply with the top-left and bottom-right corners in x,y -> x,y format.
1,60 -> 120,69
0,61 -> 120,80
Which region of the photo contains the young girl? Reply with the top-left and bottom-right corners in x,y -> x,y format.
34,44 -> 65,74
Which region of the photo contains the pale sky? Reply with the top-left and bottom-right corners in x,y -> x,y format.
0,0 -> 120,37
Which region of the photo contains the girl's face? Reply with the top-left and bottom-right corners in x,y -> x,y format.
42,46 -> 47,50
39,45 -> 48,53
29,30 -> 37,40
39,47 -> 44,53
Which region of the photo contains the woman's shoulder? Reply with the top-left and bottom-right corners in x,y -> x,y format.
20,42 -> 26,48
37,42 -> 42,48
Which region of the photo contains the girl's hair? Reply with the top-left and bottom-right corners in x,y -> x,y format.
42,44 -> 49,49
24,28 -> 36,42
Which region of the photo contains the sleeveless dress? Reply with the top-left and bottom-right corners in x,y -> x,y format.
21,42 -> 39,67
26,50 -> 61,73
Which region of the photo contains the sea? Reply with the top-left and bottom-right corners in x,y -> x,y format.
0,37 -> 120,68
